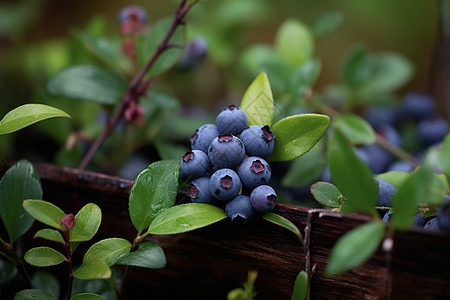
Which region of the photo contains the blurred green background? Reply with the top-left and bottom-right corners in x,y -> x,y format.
0,0 -> 443,174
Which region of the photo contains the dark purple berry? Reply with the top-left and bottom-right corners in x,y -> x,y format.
216,104 -> 248,135
237,156 -> 271,189
190,124 -> 219,153
178,38 -> 208,69
187,177 -> 218,205
386,160 -> 415,172
417,117 -> 449,146
250,185 -> 277,213
401,92 -> 436,121
118,5 -> 148,24
225,195 -> 256,224
208,134 -> 245,171
209,168 -> 241,201
364,106 -> 400,128
437,200 -> 450,233
240,125 -> 275,158
375,178 -> 397,207
179,150 -> 210,181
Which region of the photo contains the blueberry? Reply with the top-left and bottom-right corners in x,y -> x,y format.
359,144 -> 393,174
190,124 -> 219,153
424,217 -> 441,232
363,106 -> 400,128
437,200 -> 450,233
382,209 -> 393,223
187,177 -> 217,205
386,160 -> 415,172
376,124 -> 402,147
179,150 -> 210,181
216,104 -> 248,135
375,178 -> 397,207
401,92 -> 436,121
178,38 -> 208,69
208,134 -> 245,171
413,213 -> 426,228
237,156 -> 271,189
416,117 -> 449,146
240,125 -> 275,158
250,185 -> 278,213
118,5 -> 148,24
225,195 -> 256,224
209,168 -> 241,201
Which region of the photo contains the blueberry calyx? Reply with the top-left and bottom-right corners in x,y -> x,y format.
221,175 -> 233,189
261,125 -> 275,142
187,183 -> 198,198
267,194 -> 277,205
250,160 -> 265,174
182,151 -> 195,162
218,134 -> 233,142
227,104 -> 237,110
189,130 -> 198,144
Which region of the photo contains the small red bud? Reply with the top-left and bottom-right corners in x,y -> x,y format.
60,214 -> 76,231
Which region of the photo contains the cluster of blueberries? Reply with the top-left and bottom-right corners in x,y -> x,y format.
179,105 -> 278,224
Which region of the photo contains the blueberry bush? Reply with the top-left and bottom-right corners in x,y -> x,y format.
0,0 -> 449,299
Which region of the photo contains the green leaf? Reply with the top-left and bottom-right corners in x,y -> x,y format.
0,160 -> 42,243
71,293 -> 106,300
240,72 -> 274,126
270,113 -> 330,162
137,17 -> 184,76
325,221 -> 385,275
327,128 -> 378,215
23,200 -> 66,231
83,238 -> 131,267
14,289 -> 58,300
47,65 -> 127,105
333,114 -> 376,145
116,241 -> 166,269
376,171 -> 411,187
343,45 -> 373,89
291,270 -> 308,300
70,203 -> 102,242
147,203 -> 227,235
313,11 -> 344,38
439,133 -> 450,184
73,259 -> 111,280
363,52 -> 413,94
31,271 -> 60,299
24,247 -> 66,267
391,165 -> 434,231
0,257 -> 17,286
310,182 -> 355,213
129,160 -> 180,235
281,141 -> 326,187
34,229 -> 65,244
0,104 -> 70,135
275,18 -> 314,66
240,45 -> 276,75
290,58 -> 321,96
262,212 -> 303,243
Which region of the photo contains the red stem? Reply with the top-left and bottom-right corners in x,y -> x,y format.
63,230 -> 74,300
79,0 -> 192,170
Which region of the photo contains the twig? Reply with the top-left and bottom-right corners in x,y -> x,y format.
79,0 -> 193,170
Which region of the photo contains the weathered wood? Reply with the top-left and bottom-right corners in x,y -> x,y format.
1,162 -> 450,299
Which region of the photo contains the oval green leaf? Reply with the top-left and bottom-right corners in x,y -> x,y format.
71,293 -> 106,300
291,270 -> 308,300
0,104 -> 70,135
14,289 -> 58,300
333,114 -> 376,145
290,58 -> 321,96
73,259 -> 111,280
391,165 -> 434,231
0,160 -> 42,243
343,45 -> 373,90
70,203 -> 102,242
310,182 -> 342,209
24,247 -> 66,267
34,229 -> 65,244
116,241 -> 166,269
275,18 -> 314,66
147,203 -> 227,235
31,271 -> 60,299
313,11 -> 344,38
240,72 -> 274,126
23,200 -> 66,231
129,160 -> 180,235
270,113 -> 330,162
327,128 -> 378,216
325,221 -> 385,276
262,212 -> 303,244
47,65 -> 127,105
83,238 -> 131,267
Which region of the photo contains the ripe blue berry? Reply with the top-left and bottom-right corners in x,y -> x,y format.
209,168 -> 241,201
187,177 -> 217,205
208,134 -> 245,171
437,200 -> 450,233
364,106 -> 400,128
118,5 -> 148,24
375,178 -> 397,207
401,92 -> 436,121
382,209 -> 393,223
190,124 -> 219,153
225,195 -> 256,224
237,156 -> 271,189
178,38 -> 208,69
424,217 -> 440,232
250,185 -> 278,213
179,150 -> 210,181
386,160 -> 415,172
416,117 -> 449,146
240,125 -> 275,158
216,104 -> 248,135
